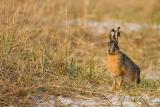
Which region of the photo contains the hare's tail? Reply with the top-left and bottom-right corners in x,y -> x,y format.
136,69 -> 141,84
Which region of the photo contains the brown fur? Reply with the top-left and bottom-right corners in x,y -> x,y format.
107,51 -> 140,90
107,53 -> 122,77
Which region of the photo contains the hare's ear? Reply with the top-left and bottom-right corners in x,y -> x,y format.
117,27 -> 120,31
109,29 -> 115,40
115,27 -> 120,42
117,27 -> 120,37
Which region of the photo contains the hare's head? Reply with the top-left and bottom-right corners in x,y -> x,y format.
107,40 -> 119,55
107,27 -> 120,55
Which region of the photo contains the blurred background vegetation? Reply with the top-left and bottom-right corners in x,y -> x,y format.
0,0 -> 160,106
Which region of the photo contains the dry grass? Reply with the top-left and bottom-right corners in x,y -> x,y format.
0,0 -> 160,106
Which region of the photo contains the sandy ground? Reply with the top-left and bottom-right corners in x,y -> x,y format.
34,94 -> 160,107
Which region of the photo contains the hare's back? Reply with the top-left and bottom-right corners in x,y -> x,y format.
121,52 -> 140,73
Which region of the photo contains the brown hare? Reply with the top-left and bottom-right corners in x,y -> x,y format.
106,27 -> 140,90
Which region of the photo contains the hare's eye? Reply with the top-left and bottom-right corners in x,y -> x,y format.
113,43 -> 117,47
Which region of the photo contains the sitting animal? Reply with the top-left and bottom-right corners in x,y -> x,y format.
106,27 -> 140,90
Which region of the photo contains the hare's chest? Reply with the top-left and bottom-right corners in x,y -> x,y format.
106,55 -> 122,76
